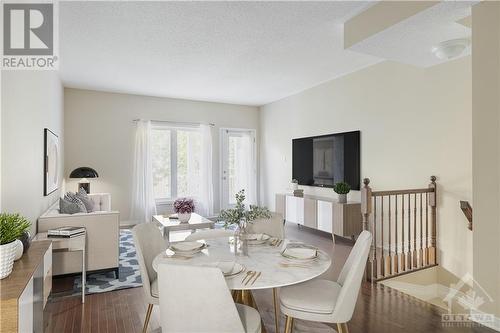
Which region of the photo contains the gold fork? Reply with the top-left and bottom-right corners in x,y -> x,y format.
250,272 -> 261,285
242,271 -> 255,284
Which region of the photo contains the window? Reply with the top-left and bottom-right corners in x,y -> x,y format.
151,125 -> 202,201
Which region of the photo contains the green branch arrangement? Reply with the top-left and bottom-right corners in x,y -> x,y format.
218,190 -> 271,228
0,213 -> 31,245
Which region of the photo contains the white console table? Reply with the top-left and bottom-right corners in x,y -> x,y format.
276,193 -> 362,239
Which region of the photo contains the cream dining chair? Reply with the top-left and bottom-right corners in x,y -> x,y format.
246,212 -> 285,239
157,263 -> 261,333
279,230 -> 372,333
132,223 -> 167,333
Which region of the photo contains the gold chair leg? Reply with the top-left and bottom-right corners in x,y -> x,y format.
142,304 -> 153,333
336,323 -> 349,333
284,316 -> 294,333
273,288 -> 279,333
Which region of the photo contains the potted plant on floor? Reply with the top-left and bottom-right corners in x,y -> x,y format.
0,213 -> 31,279
218,190 -> 271,256
174,198 -> 195,223
333,182 -> 351,204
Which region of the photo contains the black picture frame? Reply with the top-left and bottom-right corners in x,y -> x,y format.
44,128 -> 59,196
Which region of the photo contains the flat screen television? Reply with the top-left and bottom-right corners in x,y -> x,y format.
292,131 -> 360,190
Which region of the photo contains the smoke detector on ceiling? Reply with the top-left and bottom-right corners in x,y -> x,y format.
432,38 -> 471,60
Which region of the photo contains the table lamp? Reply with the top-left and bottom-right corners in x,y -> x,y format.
69,167 -> 99,193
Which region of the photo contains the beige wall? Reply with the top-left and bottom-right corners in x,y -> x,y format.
260,57 -> 472,279
64,89 -> 259,222
1,71 -> 64,236
472,1 -> 500,323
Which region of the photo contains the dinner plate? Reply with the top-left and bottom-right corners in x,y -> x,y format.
170,241 -> 206,252
223,262 -> 245,277
244,233 -> 271,245
281,246 -> 318,261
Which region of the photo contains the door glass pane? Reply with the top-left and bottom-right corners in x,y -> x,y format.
152,129 -> 171,199
177,129 -> 201,197
228,135 -> 248,205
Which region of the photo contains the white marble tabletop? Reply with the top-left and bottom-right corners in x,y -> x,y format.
152,237 -> 331,290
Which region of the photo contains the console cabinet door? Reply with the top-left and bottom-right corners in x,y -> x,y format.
317,200 -> 333,233
285,196 -> 304,225
19,276 -> 34,333
304,198 -> 317,228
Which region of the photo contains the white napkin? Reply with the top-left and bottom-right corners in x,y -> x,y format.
282,247 -> 317,260
217,261 -> 236,275
170,241 -> 204,252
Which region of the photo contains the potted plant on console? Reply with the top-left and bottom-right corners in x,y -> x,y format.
0,213 -> 31,279
333,182 -> 351,204
174,198 -> 195,223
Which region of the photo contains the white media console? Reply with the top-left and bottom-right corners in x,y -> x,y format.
275,193 -> 363,239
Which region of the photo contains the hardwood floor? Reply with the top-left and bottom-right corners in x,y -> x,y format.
45,224 -> 496,333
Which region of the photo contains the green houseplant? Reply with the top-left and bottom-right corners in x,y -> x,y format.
333,182 -> 351,204
218,190 -> 271,255
0,213 -> 31,279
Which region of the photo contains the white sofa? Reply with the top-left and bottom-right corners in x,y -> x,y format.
38,193 -> 120,276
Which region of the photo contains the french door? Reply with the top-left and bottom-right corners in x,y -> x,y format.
220,128 -> 257,210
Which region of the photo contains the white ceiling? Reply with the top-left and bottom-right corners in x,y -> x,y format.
59,1 -> 380,106
59,1 -> 476,107
348,1 -> 476,67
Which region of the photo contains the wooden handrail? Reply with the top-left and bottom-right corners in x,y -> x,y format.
460,201 -> 473,231
362,176 -> 437,282
372,188 -> 435,196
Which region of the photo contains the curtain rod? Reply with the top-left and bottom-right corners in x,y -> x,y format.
132,119 -> 215,127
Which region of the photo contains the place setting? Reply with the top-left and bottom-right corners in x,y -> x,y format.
279,243 -> 320,268
163,241 -> 208,260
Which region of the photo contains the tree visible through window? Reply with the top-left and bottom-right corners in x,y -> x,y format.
151,126 -> 201,200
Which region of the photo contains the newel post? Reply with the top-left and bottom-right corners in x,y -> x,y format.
361,178 -> 374,281
361,178 -> 372,231
428,176 -> 437,265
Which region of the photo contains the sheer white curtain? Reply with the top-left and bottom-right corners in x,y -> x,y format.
234,131 -> 257,206
197,124 -> 214,216
130,120 -> 157,223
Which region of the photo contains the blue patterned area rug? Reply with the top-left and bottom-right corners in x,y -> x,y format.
73,229 -> 142,295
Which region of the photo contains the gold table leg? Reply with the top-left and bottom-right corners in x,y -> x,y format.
273,288 -> 279,333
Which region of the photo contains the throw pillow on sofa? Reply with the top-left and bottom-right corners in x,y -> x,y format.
63,192 -> 88,213
60,197 -> 86,214
76,187 -> 95,212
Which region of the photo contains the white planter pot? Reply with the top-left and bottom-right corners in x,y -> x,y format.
291,182 -> 299,191
178,212 -> 192,223
338,193 -> 347,204
14,239 -> 24,261
0,241 -> 18,279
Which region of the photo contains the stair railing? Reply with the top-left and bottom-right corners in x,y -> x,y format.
361,176 -> 437,282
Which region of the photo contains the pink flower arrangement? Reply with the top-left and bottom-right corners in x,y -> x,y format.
174,198 -> 195,214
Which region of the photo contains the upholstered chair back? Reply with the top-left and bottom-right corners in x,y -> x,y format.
132,223 -> 166,301
246,212 -> 285,239
158,264 -> 246,333
332,230 -> 372,323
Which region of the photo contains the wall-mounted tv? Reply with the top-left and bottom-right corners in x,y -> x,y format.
292,131 -> 360,190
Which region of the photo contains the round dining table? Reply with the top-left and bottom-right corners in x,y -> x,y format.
152,237 -> 332,333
